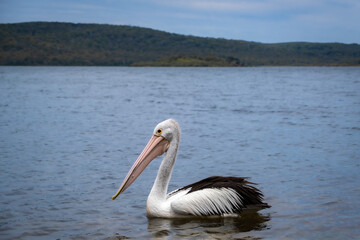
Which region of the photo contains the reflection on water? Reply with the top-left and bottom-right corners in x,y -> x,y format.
147,211 -> 270,239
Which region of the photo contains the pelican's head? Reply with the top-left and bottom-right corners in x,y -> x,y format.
112,119 -> 180,200
153,119 -> 180,142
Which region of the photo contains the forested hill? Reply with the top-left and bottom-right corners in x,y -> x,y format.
1,22 -> 360,66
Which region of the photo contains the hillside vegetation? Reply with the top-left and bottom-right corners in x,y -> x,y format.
1,22 -> 360,66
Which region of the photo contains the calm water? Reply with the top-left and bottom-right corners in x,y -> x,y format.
0,66 -> 359,239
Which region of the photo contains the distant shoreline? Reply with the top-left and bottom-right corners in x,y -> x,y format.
1,65 -> 359,68
1,22 -> 360,66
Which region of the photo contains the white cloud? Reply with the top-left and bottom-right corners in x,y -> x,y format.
152,0 -> 320,14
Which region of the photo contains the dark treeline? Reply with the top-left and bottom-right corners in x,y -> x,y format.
1,22 -> 360,66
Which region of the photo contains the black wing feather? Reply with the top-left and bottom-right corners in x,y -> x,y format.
171,176 -> 270,213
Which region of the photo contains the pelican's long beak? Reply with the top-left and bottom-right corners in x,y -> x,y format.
112,135 -> 169,200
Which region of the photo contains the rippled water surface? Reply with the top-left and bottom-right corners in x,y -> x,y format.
0,67 -> 359,239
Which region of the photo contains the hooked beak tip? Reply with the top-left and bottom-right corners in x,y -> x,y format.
112,190 -> 121,200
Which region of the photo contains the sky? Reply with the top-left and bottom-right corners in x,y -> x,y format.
1,0 -> 360,44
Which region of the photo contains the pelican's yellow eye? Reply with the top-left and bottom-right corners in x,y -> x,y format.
156,128 -> 163,135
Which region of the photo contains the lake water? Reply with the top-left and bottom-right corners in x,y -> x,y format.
0,66 -> 359,239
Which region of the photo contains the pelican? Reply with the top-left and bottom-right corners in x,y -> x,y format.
112,119 -> 269,218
